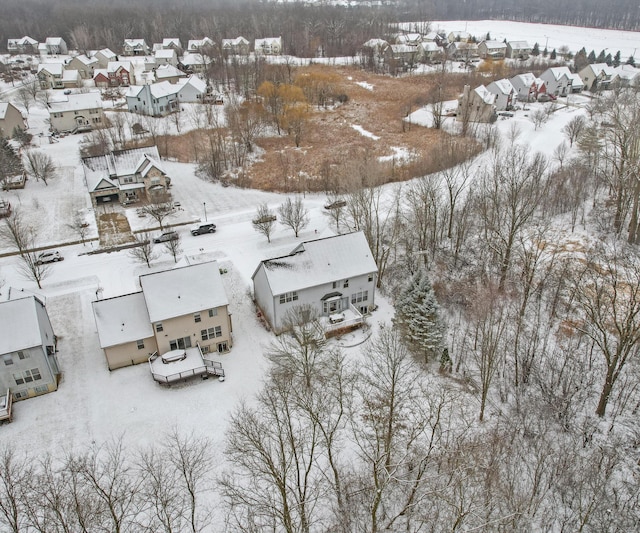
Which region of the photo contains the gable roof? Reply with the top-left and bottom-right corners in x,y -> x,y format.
49,92 -> 102,114
140,261 -> 229,323
162,38 -> 181,48
253,231 -> 378,295
474,85 -> 496,104
0,296 -> 49,354
508,40 -> 530,50
488,78 -> 515,95
72,54 -> 98,67
96,48 -> 117,60
177,75 -> 207,93
510,72 -> 536,87
481,40 -> 507,50
154,49 -> 176,59
221,36 -> 249,47
92,292 -> 153,348
37,63 -> 64,76
0,102 -> 22,120
155,64 -> 184,80
8,36 -> 38,46
187,38 -> 214,50
543,66 -> 572,81
582,63 -> 617,77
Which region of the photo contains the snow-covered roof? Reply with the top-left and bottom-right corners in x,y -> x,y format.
363,38 -> 389,48
83,146 -> 161,181
474,85 -> 496,104
508,40 -> 531,50
92,292 -> 154,348
253,231 -> 378,296
0,296 -> 49,354
37,63 -> 64,76
568,72 -> 584,87
155,65 -> 184,80
390,44 -> 418,54
128,81 -> 179,98
420,42 -> 440,52
0,102 -> 20,120
49,92 -> 102,113
222,36 -> 249,47
488,78 -> 514,95
481,40 -> 507,50
544,66 -> 572,81
124,39 -> 147,48
93,69 -> 108,79
140,261 -> 229,323
96,48 -> 117,60
511,72 -> 536,87
162,38 -> 181,48
8,36 -> 38,46
177,75 -> 206,93
614,64 -> 640,81
107,61 -> 131,73
255,37 -> 282,47
154,49 -> 176,59
45,37 -> 64,46
583,63 -> 617,77
72,54 -> 98,66
181,53 -> 205,66
61,69 -> 79,82
449,31 -> 471,40
187,38 -> 214,50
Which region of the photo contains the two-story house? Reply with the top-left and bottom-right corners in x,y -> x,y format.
539,66 -> 574,97
92,261 -> 233,370
478,40 -> 507,59
161,38 -> 182,53
154,48 -> 178,67
66,54 -> 99,79
0,102 -> 27,139
457,84 -> 497,124
187,37 -> 215,53
105,61 -> 133,86
123,39 -> 150,56
486,78 -> 516,110
578,63 -> 618,91
221,36 -> 250,56
82,145 -> 170,206
7,36 -> 38,55
44,37 -> 68,55
506,41 -> 532,59
0,295 -> 61,402
252,231 -> 378,334
510,72 -> 540,102
48,92 -> 103,133
125,82 -> 179,116
37,63 -> 64,89
254,37 -> 283,55
94,48 -> 118,68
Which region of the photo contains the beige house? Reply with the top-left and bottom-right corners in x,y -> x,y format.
0,102 -> 26,138
457,84 -> 497,124
67,54 -> 99,79
0,295 -> 61,402
94,48 -> 118,68
82,145 -> 170,206
221,36 -> 250,56
48,92 -> 104,133
255,37 -> 282,55
93,261 -> 233,370
37,63 -> 64,89
478,40 -> 507,59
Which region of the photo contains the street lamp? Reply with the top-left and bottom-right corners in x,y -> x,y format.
203,202 -> 207,222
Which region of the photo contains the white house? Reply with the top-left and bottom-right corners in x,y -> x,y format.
48,92 -> 104,133
578,63 -> 618,91
614,64 -> 640,87
255,37 -> 283,55
7,36 -> 38,55
252,231 -> 378,334
177,76 -> 207,102
43,37 -> 68,55
539,67 -> 574,97
123,39 -> 149,56
0,295 -> 61,402
187,38 -> 215,52
457,84 -> 497,123
125,82 -> 179,116
180,53 -> 207,74
486,78 -> 516,110
478,40 -> 507,59
447,31 -> 471,43
510,72 -> 539,102
161,38 -> 182,52
154,48 -> 178,67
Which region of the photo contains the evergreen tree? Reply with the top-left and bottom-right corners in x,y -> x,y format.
605,53 -> 613,66
0,138 -> 23,188
574,48 -> 589,71
613,51 -> 621,67
542,47 -> 548,57
486,32 -> 491,40
588,50 -> 596,63
394,269 -> 445,364
550,49 -> 557,60
531,42 -> 540,56
596,49 -> 606,63
627,55 -> 636,66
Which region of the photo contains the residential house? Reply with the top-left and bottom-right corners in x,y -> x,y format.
567,72 -> 584,93
125,82 -> 179,116
486,79 -> 516,110
106,61 -> 133,86
252,231 -> 378,334
361,38 -> 389,68
7,36 -> 39,55
48,92 -> 104,133
66,54 -> 99,79
510,72 -> 540,102
179,53 -> 207,74
447,41 -> 479,61
457,84 -> 497,123
92,261 -> 233,370
0,102 -> 27,138
187,38 -> 215,52
506,41 -> 532,59
578,63 -> 618,91
154,48 -> 178,67
613,64 -> 640,87
155,64 -> 187,84
419,41 -> 442,62
44,37 -> 68,55
255,37 -> 283,55
384,44 -> 420,71
0,296 -> 61,402
82,145 -> 170,206
177,75 -> 207,102
395,32 -> 422,45
539,66 -> 574,97
94,48 -> 118,68
478,40 -> 507,59
93,70 -> 110,88
161,38 -> 182,53
221,36 -> 250,56
123,39 -> 150,56
37,63 -> 64,89
447,31 -> 472,43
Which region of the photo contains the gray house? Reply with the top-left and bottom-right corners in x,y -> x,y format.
125,82 -> 179,116
252,231 -> 378,334
0,295 -> 61,402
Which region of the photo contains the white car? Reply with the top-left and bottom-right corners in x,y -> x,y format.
35,251 -> 63,265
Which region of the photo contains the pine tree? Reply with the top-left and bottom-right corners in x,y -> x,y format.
531,42 -> 540,56
394,269 -> 445,364
550,49 -> 557,60
605,53 -> 613,66
542,47 -> 548,58
0,138 -> 23,188
588,50 -> 596,63
574,48 -> 589,71
596,49 -> 606,63
613,51 -> 621,67
627,55 -> 636,66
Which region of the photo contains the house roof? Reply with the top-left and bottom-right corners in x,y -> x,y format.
177,75 -> 207,93
420,42 -> 440,52
62,69 -> 80,82
582,63 -> 617,77
37,63 -> 64,76
253,231 -> 378,295
255,37 -> 282,47
568,72 -> 584,87
49,92 -> 102,113
544,66 -> 572,81
107,61 -> 131,73
93,69 -> 108,80
162,38 -> 181,48
0,296 -> 49,354
82,146 -> 162,192
363,38 -> 389,48
92,292 -> 154,348
187,38 -> 214,50
155,64 -> 184,80
181,53 -> 205,66
614,64 -> 640,80
488,78 -> 515,95
154,49 -> 176,59
474,85 -> 496,104
72,54 -> 98,67
127,81 -> 179,98
140,261 -> 229,323
511,72 -> 536,87
222,36 -> 249,47
96,48 -> 117,60
508,40 -> 530,50
45,37 -> 64,46
0,102 -> 22,120
481,40 -> 507,50
8,36 -> 38,46
124,39 -> 147,48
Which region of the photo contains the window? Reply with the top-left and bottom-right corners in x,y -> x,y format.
279,291 -> 298,304
13,373 -> 24,386
155,323 -> 163,332
136,339 -> 145,350
17,351 -> 29,360
351,291 -> 369,304
332,281 -> 337,289
194,313 -> 201,323
201,326 -> 222,340
123,176 -> 134,184
208,308 -> 217,317
368,274 -> 374,282
3,355 -> 13,366
169,337 -> 192,350
14,391 -> 27,400
34,385 -> 49,394
343,279 -> 349,288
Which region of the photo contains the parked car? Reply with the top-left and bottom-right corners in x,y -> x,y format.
324,200 -> 347,210
190,223 -> 217,236
153,231 -> 179,243
35,251 -> 63,265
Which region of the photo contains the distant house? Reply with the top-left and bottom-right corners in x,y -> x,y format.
221,36 -> 250,56
82,145 -> 170,206
0,102 -> 27,138
361,38 -> 389,68
395,32 -> 422,45
154,48 -> 178,67
48,92 -> 104,133
457,84 -> 497,123
539,66 -> 575,97
123,39 -> 149,56
578,63 -> 617,91
255,37 -> 283,55
506,41 -> 532,59
155,64 -> 187,84
187,37 -> 215,52
179,53 -> 207,74
94,48 -> 118,69
125,82 -> 179,116
384,44 -> 420,70
447,41 -> 478,61
478,40 -> 507,59
7,36 -> 38,55
419,41 -> 442,62
66,54 -> 99,79
0,296 -> 61,402
486,79 -> 516,110
92,261 -> 233,370
37,63 -> 64,89
177,75 -> 207,102
613,64 -> 640,87
447,31 -> 472,43
106,61 -> 133,86
252,231 -> 378,334
161,38 -> 182,53
510,72 -> 541,102
44,37 -> 68,55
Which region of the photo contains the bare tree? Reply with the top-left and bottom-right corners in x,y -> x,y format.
562,115 -> 586,147
141,198 -> 174,231
67,212 -> 91,245
163,233 -> 182,263
17,87 -> 32,114
0,447 -> 31,533
24,150 -> 57,186
128,232 -> 156,268
251,203 -> 277,243
278,196 -> 309,238
530,108 -> 548,130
